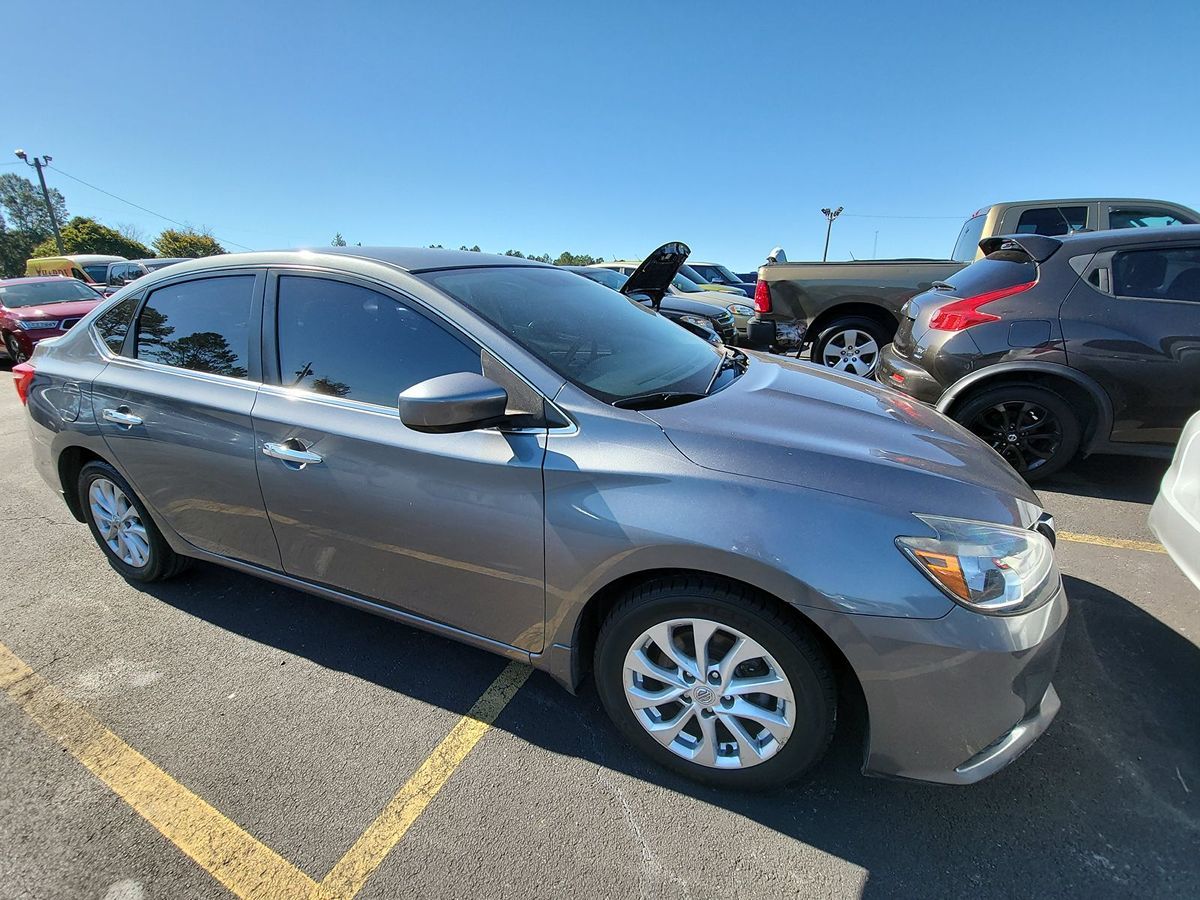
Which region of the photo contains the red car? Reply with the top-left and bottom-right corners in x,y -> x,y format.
0,277 -> 105,363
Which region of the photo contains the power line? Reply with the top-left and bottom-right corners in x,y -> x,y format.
45,165 -> 255,251
841,213 -> 963,220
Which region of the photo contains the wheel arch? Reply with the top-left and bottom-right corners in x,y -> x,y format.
806,300 -> 901,347
936,362 -> 1113,453
56,444 -> 108,522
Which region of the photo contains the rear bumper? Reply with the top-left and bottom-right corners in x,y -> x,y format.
875,344 -> 945,404
1150,489 -> 1200,591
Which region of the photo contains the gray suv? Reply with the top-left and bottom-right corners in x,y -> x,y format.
13,245 -> 1067,788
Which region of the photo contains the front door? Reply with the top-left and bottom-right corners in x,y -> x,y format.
1060,242 -> 1200,445
252,271 -> 546,651
92,271 -> 281,568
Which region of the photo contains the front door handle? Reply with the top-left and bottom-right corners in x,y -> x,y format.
102,407 -> 143,427
263,441 -> 323,466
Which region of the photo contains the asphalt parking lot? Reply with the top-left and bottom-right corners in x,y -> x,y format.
0,362 -> 1197,900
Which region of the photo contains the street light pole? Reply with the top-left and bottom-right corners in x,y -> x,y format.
820,206 -> 843,262
14,149 -> 64,255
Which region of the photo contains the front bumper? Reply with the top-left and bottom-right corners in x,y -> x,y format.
874,343 -> 945,403
807,580 -> 1068,784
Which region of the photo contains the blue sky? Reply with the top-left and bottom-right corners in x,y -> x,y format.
5,0 -> 1197,270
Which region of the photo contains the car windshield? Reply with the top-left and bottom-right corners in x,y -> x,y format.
672,273 -> 704,292
678,264 -> 712,285
578,268 -> 628,291
712,264 -> 742,283
81,264 -> 109,283
0,280 -> 101,307
420,266 -> 721,404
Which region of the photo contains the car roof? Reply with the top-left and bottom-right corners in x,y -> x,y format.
64,254 -> 127,264
0,275 -> 86,285
975,198 -> 1198,215
1055,224 -> 1200,251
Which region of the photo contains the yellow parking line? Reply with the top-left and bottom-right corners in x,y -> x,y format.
1,638 -> 531,900
1057,531 -> 1166,554
0,640 -> 317,900
315,661 -> 532,900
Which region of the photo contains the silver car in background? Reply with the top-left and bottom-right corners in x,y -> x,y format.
1151,410 -> 1200,590
13,243 -> 1067,789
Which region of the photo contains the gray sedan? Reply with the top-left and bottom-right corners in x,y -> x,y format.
12,246 -> 1067,788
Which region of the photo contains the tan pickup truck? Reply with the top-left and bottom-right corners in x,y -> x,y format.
749,197 -> 1200,376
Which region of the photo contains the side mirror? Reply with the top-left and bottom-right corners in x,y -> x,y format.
399,373 -> 509,434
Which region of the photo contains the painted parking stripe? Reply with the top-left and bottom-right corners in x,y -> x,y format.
0,640 -> 316,899
1,640 -> 532,900
316,661 -> 532,899
1057,531 -> 1166,554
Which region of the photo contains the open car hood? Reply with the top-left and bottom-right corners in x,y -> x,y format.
620,242 -> 691,307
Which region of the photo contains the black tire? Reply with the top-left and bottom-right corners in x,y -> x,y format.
809,316 -> 892,377
594,575 -> 836,790
78,460 -> 191,582
4,332 -> 28,364
952,384 -> 1081,482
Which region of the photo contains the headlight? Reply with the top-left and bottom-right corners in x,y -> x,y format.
677,314 -> 714,330
897,514 -> 1058,615
726,304 -> 755,317
17,319 -> 59,330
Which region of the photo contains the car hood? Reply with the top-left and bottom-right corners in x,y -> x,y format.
7,299 -> 103,319
640,353 -> 1042,527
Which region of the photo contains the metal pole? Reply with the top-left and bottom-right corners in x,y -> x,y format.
24,154 -> 64,254
822,220 -> 833,262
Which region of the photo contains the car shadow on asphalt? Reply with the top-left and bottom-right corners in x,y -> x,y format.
136,565 -> 1200,898
1038,453 -> 1169,504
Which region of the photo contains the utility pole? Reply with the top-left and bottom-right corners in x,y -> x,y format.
14,149 -> 64,254
873,230 -> 879,259
820,206 -> 843,262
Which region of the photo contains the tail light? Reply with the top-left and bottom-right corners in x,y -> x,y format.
753,279 -> 772,314
928,280 -> 1036,332
12,362 -> 35,405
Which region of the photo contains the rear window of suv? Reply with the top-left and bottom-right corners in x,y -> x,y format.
944,250 -> 1038,295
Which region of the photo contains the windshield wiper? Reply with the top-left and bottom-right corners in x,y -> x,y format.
612,391 -> 709,410
705,346 -> 748,393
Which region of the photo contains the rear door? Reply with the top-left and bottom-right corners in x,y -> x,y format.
1060,242 -> 1200,445
252,271 -> 547,651
91,270 -> 281,568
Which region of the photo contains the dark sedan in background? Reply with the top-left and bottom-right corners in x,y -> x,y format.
878,227 -> 1200,480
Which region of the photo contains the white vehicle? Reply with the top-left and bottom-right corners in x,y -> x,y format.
589,262 -> 755,337
1150,410 -> 1200,590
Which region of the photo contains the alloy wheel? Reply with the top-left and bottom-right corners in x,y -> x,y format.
820,329 -> 879,376
968,400 -> 1063,474
622,617 -> 796,769
88,478 -> 151,568
5,334 -> 27,364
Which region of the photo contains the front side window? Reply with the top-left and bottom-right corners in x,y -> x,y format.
1112,247 -> 1200,302
1015,206 -> 1088,237
136,275 -> 254,378
276,276 -> 481,408
1109,207 -> 1196,229
420,265 -> 721,404
94,296 -> 140,354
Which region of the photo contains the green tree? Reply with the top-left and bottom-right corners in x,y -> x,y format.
553,251 -> 604,266
0,173 -> 68,239
0,220 -> 40,278
331,233 -> 348,246
153,228 -> 226,258
30,216 -> 152,259
458,244 -> 481,252
155,331 -> 247,378
503,249 -> 526,258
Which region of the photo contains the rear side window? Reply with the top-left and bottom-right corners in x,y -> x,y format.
135,276 -> 255,378
275,276 -> 481,408
952,214 -> 987,262
1112,247 -> 1200,302
944,253 -> 1038,295
94,297 -> 139,354
82,264 -> 109,283
1109,207 -> 1196,229
1015,206 -> 1087,237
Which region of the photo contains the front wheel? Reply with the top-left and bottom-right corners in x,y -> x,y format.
953,384 -> 1081,481
594,577 -> 836,790
4,333 -> 28,363
809,316 -> 890,377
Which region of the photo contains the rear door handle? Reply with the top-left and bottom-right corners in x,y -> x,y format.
102,407 -> 143,427
262,441 -> 323,466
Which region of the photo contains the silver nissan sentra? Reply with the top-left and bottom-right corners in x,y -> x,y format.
13,242 -> 1066,789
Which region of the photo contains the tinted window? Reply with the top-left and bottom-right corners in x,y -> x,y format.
82,264 -> 109,283
276,276 -> 481,408
1112,247 -> 1200,302
1109,207 -> 1196,229
1015,206 -> 1087,237
578,268 -> 627,291
94,296 -> 139,354
0,279 -> 101,307
952,214 -> 987,262
420,266 -> 721,404
136,276 -> 254,378
944,252 -> 1038,295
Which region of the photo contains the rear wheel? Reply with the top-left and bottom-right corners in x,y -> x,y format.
953,384 -> 1081,481
79,461 -> 190,582
594,576 -> 836,790
810,316 -> 890,377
